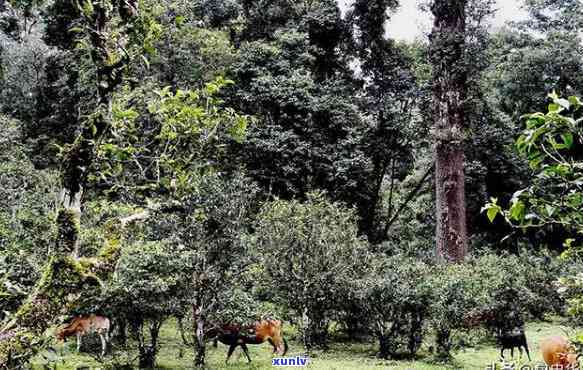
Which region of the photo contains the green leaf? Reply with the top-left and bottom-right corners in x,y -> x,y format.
487,207 -> 499,223
548,103 -> 562,113
141,55 -> 150,69
68,26 -> 84,34
482,200 -> 501,223
561,133 -> 574,149
548,90 -> 560,101
568,96 -> 582,110
175,15 -> 185,26
81,0 -> 94,17
545,205 -> 555,217
509,200 -> 526,222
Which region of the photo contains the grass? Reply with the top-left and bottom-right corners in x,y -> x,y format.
31,318 -> 579,369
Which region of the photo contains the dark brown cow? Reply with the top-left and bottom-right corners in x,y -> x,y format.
207,319 -> 288,363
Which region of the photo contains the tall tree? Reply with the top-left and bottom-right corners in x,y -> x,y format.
0,0 -> 141,366
430,0 -> 468,262
349,0 -> 421,243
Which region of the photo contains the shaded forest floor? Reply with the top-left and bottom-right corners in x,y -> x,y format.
31,318 -> 578,369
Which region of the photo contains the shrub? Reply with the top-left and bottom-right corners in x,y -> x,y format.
357,255 -> 432,359
428,252 -> 566,359
255,192 -> 369,351
427,263 -> 485,359
465,252 -> 567,335
107,241 -> 187,368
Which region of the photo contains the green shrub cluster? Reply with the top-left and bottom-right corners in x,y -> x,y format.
350,251 -> 567,360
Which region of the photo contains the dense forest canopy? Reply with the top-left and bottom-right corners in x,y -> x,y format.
0,0 -> 581,368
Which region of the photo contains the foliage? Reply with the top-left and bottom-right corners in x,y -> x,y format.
557,272 -> 583,325
126,171 -> 258,366
356,256 -> 432,359
107,241 -> 187,367
255,192 -> 369,350
110,241 -> 186,321
484,93 -> 582,251
0,254 -> 38,322
93,76 -> 250,200
427,252 -> 566,359
348,0 -> 422,243
0,329 -> 39,370
1,0 -> 583,368
0,115 -> 58,257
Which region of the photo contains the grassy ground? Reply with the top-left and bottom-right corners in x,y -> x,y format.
31,318 -> 579,369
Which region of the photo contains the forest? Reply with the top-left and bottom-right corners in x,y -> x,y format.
0,0 -> 582,368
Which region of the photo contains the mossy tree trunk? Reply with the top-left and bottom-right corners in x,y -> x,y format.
430,0 -> 468,263
57,0 -> 128,258
0,1 -> 137,367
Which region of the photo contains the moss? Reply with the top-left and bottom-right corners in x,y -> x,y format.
55,208 -> 80,255
96,239 -> 120,265
0,329 -> 41,369
15,257 -> 103,333
93,217 -> 124,276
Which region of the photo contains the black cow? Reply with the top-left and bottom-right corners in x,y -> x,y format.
498,328 -> 531,361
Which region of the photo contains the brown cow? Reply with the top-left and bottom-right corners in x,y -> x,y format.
540,336 -> 580,369
56,315 -> 110,357
208,319 -> 288,363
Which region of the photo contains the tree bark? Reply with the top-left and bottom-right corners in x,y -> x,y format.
435,328 -> 452,359
430,0 -> 468,263
138,348 -> 156,369
377,333 -> 391,359
55,1 -> 128,258
193,306 -> 206,368
302,305 -> 311,352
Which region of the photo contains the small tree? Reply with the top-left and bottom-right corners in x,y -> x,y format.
357,256 -> 432,359
255,192 -> 369,351
133,172 -> 258,367
108,241 -> 186,368
427,263 -> 483,359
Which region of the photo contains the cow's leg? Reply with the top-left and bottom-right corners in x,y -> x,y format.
240,343 -> 252,363
99,333 -> 107,357
500,347 -> 505,359
226,344 -> 237,363
268,338 -> 277,353
510,346 -> 514,358
523,343 -> 531,361
76,333 -> 82,353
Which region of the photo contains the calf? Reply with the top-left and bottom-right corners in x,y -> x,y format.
56,314 -> 110,357
498,328 -> 531,361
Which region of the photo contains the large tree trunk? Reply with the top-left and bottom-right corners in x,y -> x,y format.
430,0 -> 468,263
